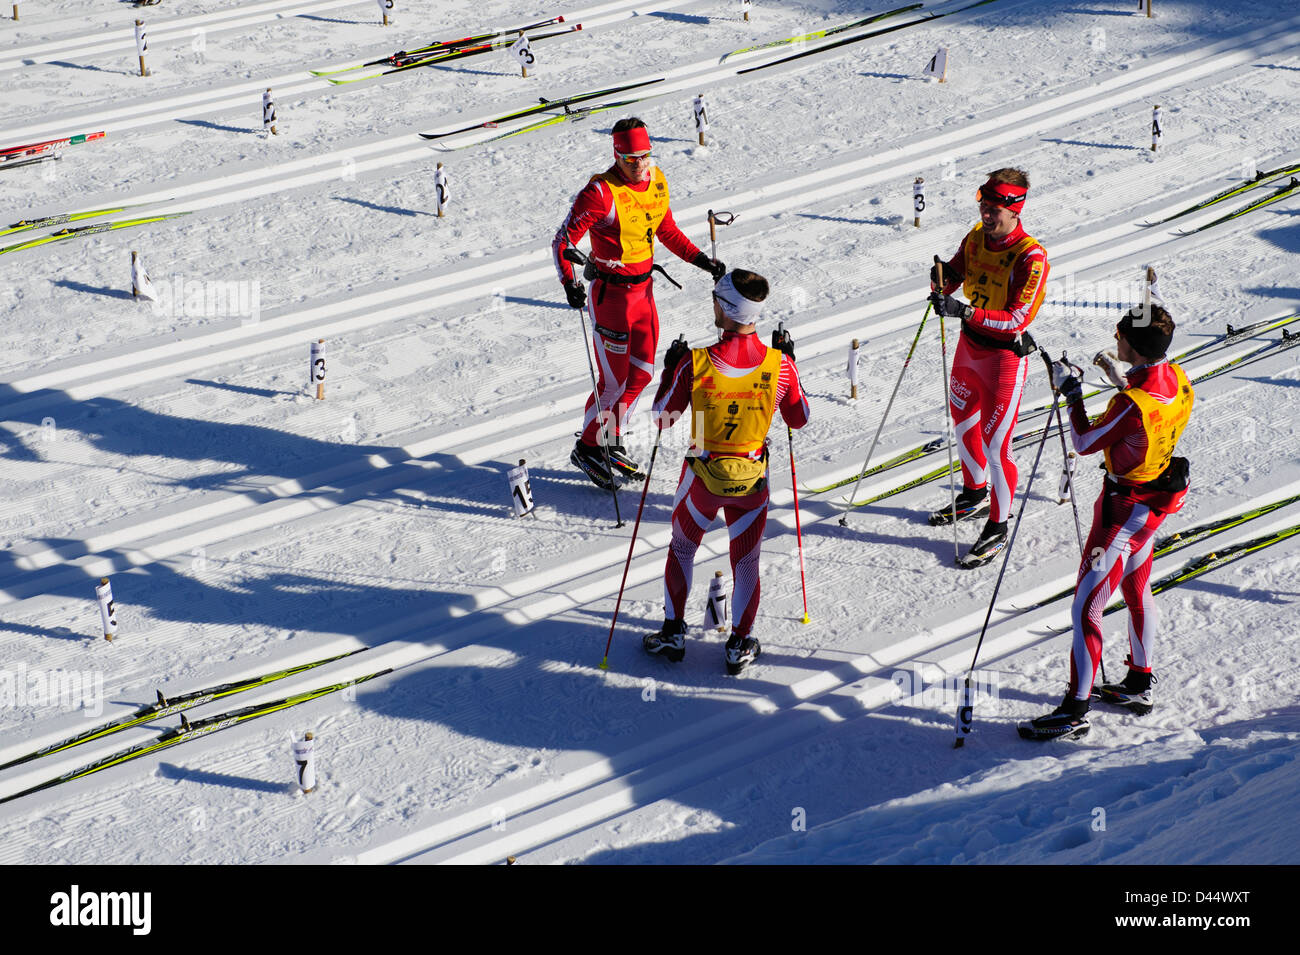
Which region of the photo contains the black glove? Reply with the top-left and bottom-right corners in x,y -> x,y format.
693,252 -> 726,282
663,335 -> 690,372
930,260 -> 963,290
771,327 -> 796,361
563,281 -> 587,310
930,292 -> 974,320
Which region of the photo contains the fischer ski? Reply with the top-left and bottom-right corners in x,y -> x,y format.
1141,161 -> 1300,227
418,78 -> 666,141
720,3 -> 923,62
2,199 -> 169,239
309,15 -> 566,76
1175,177 -> 1300,236
1013,492 -> 1300,615
0,669 -> 392,805
737,0 -> 1002,76
430,95 -> 650,150
0,211 -> 191,257
1036,523 -> 1300,636
0,649 -> 368,773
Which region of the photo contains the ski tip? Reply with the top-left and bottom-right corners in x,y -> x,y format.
575,23 -> 582,30
558,15 -> 565,22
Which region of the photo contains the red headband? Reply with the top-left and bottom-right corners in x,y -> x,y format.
977,180 -> 1027,214
612,126 -> 651,154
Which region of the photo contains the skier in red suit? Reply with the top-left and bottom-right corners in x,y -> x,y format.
553,117 -> 724,491
1020,304 -> 1194,741
929,167 -> 1051,568
644,269 -> 810,675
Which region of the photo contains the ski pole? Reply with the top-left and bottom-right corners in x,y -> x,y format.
564,246 -> 623,527
707,209 -> 735,260
934,256 -> 959,561
772,320 -> 810,624
599,396 -> 669,670
839,301 -> 931,525
1042,348 -> 1103,685
953,380 -> 1063,749
787,425 -> 810,624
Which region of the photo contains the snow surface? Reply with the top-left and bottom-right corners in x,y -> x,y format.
0,0 -> 1297,866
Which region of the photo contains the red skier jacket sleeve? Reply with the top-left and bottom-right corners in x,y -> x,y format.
552,179 -> 611,285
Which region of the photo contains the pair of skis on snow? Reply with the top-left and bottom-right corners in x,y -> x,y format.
0,648 -> 388,805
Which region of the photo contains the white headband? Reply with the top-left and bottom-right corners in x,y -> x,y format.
713,272 -> 764,324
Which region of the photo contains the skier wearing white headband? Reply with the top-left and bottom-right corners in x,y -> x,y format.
645,269 -> 811,675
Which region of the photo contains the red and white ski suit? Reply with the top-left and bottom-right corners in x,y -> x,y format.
938,222 -> 1050,522
652,331 -> 810,637
553,165 -> 704,445
1064,361 -> 1194,701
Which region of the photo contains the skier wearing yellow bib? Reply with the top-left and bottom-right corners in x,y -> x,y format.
1020,304 -> 1194,740
552,118 -> 724,491
644,270 -> 810,674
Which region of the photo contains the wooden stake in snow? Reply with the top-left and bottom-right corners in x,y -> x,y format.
376,0 -> 393,27
311,339 -> 326,400
12,5 -> 18,22
913,176 -> 925,228
131,251 -> 157,301
262,88 -> 278,136
1151,104 -> 1162,152
96,577 -> 118,642
704,571 -> 727,631
741,0 -> 752,22
510,33 -> 533,78
508,459 -> 537,518
692,93 -> 709,146
292,732 -> 317,794
1146,0 -> 1153,19
848,339 -> 861,399
434,162 -> 448,218
135,20 -> 149,76
923,47 -> 948,83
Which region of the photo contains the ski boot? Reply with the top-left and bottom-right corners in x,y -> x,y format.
643,619 -> 686,663
1018,694 -> 1091,741
724,631 -> 761,675
1095,661 -> 1155,716
957,519 -> 1008,569
571,438 -> 618,491
928,486 -> 990,526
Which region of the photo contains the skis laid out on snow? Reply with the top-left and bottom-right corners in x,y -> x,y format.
1141,161 -> 1300,227
0,211 -> 191,257
736,0 -> 1002,76
1,200 -> 170,239
418,78 -> 666,142
321,24 -> 581,86
309,15 -> 566,76
0,668 -> 391,805
1012,491 -> 1300,615
719,3 -> 924,62
429,95 -> 652,151
807,315 -> 1300,498
0,649 -> 368,773
0,131 -> 105,169
1033,522 -> 1300,637
1174,177 -> 1300,236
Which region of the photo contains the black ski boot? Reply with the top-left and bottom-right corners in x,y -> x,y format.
1018,694 -> 1091,741
571,438 -> 618,491
1095,661 -> 1155,716
957,519 -> 1008,568
606,442 -> 644,481
643,619 -> 686,662
724,631 -> 761,675
928,486 -> 990,526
